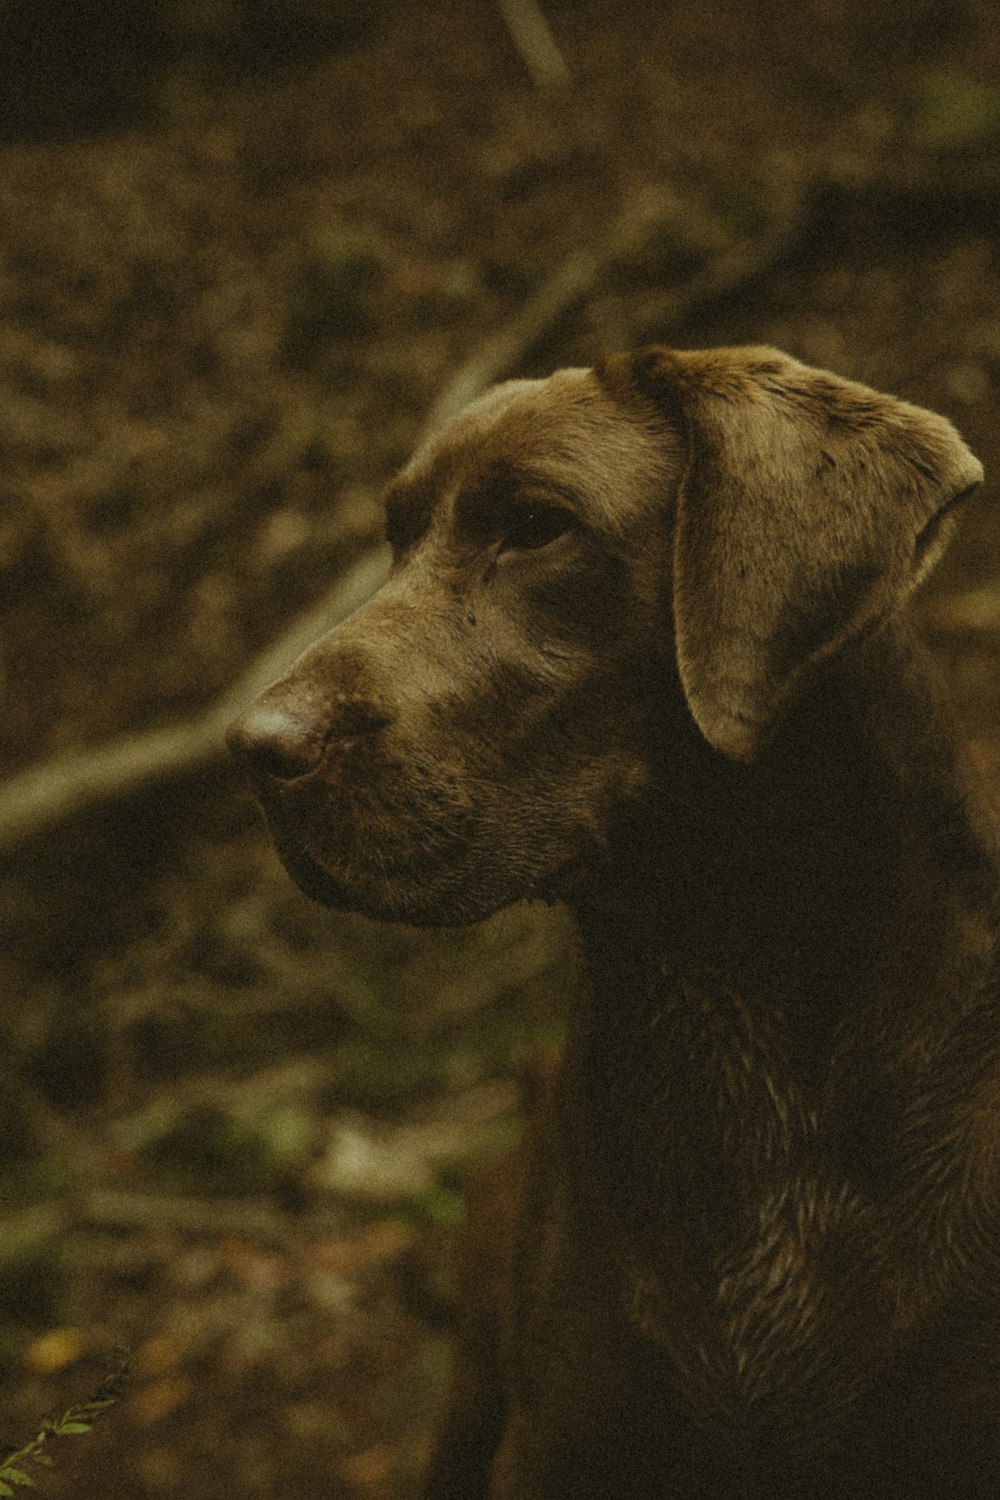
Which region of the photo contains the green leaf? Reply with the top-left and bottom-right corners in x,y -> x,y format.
51,1422 -> 91,1436
0,1480 -> 16,1496
1,1471 -> 35,1488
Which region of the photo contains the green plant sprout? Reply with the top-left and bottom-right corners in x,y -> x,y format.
0,1352 -> 129,1495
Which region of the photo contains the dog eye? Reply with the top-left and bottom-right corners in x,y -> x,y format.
499,503 -> 576,556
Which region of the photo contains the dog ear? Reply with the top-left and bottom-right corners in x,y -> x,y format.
599,345 -> 983,761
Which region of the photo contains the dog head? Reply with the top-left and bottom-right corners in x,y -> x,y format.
228,346 -> 982,924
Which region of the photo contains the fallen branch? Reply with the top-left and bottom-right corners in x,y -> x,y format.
634,196 -> 806,340
0,183 -> 808,854
76,1189 -> 326,1239
0,1186 -> 331,1244
419,243 -> 599,438
401,179 -> 801,440
0,547 -> 389,853
494,0 -> 571,90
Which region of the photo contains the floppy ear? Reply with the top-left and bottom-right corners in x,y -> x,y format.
599,345 -> 983,761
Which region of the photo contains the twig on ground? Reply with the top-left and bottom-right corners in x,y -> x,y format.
0,183 -> 808,854
0,547 -> 389,853
419,244 -> 599,438
0,1187 -> 327,1243
494,0 -> 570,90
633,198 -> 806,341
76,1190 -> 324,1238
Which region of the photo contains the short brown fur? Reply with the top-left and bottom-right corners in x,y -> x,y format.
228,346 -> 998,1498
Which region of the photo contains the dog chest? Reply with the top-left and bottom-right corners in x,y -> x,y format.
511,1153 -> 1000,1496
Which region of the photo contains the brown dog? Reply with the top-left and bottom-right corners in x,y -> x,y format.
228,347 -> 1000,1498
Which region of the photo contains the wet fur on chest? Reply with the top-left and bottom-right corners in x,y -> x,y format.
559,965 -> 1000,1496
569,639 -> 1000,1464
581,966 -> 885,1446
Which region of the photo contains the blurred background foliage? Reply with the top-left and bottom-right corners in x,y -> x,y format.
1,0 -> 1000,1495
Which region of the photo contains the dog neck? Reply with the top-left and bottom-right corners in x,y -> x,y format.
566,620 -> 998,1279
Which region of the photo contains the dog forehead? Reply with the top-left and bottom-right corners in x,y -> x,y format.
396,366 -> 678,528
427,367 -> 595,445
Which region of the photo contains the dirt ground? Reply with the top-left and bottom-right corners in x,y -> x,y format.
2,1 -> 1000,1496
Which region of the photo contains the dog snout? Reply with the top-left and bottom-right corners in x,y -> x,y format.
227,690 -> 390,784
227,697 -> 325,782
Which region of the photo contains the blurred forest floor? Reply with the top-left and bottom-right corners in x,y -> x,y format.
2,0 -> 1000,1495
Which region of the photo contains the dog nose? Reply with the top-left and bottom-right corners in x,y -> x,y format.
226,696 -> 391,783
227,701 -> 324,782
